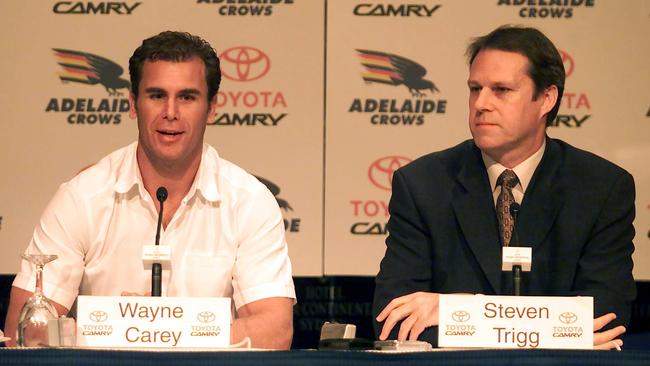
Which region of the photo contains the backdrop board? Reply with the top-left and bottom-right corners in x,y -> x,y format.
324,0 -> 650,278
0,0 -> 324,277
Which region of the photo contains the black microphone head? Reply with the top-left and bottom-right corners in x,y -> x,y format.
510,202 -> 521,215
156,187 -> 168,203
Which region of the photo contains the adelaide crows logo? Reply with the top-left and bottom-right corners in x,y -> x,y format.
356,49 -> 439,97
53,48 -> 130,96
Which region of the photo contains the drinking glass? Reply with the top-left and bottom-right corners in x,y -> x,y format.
16,254 -> 58,347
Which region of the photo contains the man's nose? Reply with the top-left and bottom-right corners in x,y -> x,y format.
162,99 -> 178,120
473,89 -> 493,112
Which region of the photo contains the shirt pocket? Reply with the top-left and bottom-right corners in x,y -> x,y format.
171,252 -> 234,297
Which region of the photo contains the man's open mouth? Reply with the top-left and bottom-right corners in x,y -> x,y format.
158,130 -> 183,136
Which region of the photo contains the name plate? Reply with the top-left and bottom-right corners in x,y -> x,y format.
438,295 -> 592,349
77,296 -> 230,348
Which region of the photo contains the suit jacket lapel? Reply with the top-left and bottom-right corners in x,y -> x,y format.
519,138 -> 564,251
451,144 -> 502,294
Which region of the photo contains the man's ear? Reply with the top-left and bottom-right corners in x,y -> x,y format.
539,85 -> 558,120
128,92 -> 137,119
208,93 -> 219,119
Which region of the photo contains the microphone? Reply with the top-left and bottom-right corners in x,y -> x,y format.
501,201 -> 532,296
510,202 -> 522,296
510,202 -> 520,247
151,187 -> 167,297
154,187 -> 168,246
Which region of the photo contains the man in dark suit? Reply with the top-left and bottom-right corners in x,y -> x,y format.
373,25 -> 635,350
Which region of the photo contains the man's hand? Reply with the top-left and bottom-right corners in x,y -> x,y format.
593,313 -> 625,350
376,292 -> 441,341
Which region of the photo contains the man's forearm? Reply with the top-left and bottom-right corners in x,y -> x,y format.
230,297 -> 293,350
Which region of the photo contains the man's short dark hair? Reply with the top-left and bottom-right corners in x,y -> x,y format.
129,31 -> 221,101
466,25 -> 565,124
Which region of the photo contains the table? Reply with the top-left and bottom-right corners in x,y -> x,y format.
1,348 -> 650,366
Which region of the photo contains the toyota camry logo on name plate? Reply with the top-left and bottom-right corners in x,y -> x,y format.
451,310 -> 470,323
197,311 -> 216,323
89,310 -> 108,322
559,312 -> 578,324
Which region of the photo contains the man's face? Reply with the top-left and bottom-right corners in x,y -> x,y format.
468,49 -> 556,166
129,57 -> 217,168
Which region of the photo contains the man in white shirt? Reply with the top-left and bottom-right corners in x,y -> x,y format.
4,31 -> 295,349
373,25 -> 635,350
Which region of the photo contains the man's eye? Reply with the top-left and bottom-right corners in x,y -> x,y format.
494,87 -> 510,93
180,95 -> 196,101
149,93 -> 164,100
469,86 -> 481,92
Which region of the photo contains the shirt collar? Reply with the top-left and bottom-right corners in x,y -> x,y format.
185,144 -> 221,203
112,142 -> 221,203
482,140 -> 546,193
113,142 -> 144,196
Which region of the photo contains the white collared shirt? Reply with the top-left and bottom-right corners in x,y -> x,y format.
14,142 -> 295,310
481,141 -> 546,206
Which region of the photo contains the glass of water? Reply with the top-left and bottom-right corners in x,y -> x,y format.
16,254 -> 59,347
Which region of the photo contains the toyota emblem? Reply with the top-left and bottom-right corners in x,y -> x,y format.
197,311 -> 216,323
559,312 -> 578,324
89,310 -> 108,322
368,156 -> 411,191
220,46 -> 271,82
451,310 -> 470,323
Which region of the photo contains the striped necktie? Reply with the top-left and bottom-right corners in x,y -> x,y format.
496,169 -> 520,247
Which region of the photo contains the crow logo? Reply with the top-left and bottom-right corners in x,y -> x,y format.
53,48 -> 130,96
357,49 -> 439,97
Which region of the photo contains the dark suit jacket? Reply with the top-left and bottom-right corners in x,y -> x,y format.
373,138 -> 636,345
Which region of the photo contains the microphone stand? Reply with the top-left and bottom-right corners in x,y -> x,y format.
513,266 -> 522,296
152,187 -> 167,297
510,202 -> 522,296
